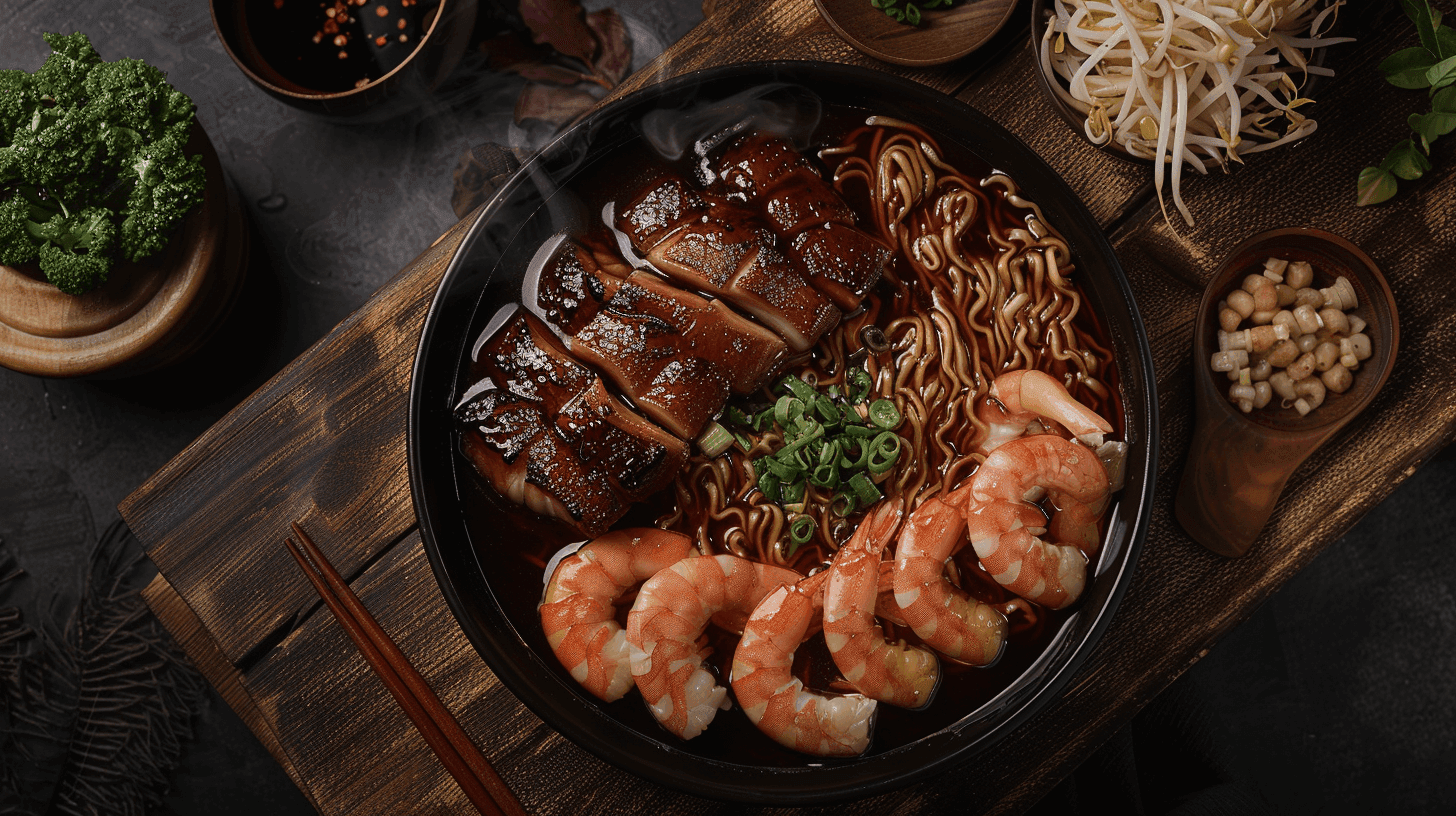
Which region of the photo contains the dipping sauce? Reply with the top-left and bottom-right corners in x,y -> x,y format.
244,0 -> 429,92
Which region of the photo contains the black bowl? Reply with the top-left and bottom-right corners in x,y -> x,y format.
408,61 -> 1158,805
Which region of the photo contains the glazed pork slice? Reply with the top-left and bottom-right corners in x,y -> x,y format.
456,386 -> 626,538
525,234 -> 624,336
615,176 -> 709,250
569,271 -> 788,439
714,132 -> 891,310
618,183 -> 840,352
474,307 -> 689,503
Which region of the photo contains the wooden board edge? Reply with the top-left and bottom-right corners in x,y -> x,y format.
140,572 -> 323,812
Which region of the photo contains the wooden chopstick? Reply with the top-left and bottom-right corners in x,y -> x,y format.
285,522 -> 527,816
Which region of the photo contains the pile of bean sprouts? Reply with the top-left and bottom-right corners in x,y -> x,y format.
658,121 -> 1118,591
1038,0 -> 1351,226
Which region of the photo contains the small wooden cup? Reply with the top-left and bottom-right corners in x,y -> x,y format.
1175,228 -> 1398,557
814,0 -> 1018,67
0,125 -> 248,378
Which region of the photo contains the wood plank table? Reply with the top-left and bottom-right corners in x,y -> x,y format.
121,2 -> 1454,813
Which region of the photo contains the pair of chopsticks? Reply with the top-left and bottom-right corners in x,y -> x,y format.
285,522 -> 527,816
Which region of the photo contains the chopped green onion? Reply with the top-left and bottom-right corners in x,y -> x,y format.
847,368 -> 872,403
733,432 -> 753,453
831,491 -> 857,517
788,515 -> 816,544
867,432 -> 901,475
758,471 -> 780,501
781,479 -> 807,504
723,406 -> 752,427
809,462 -> 840,488
774,395 -> 805,428
869,399 -> 902,430
753,407 -> 777,432
843,423 -> 880,439
696,421 -> 734,457
779,375 -> 819,404
815,396 -> 841,426
847,472 -> 882,505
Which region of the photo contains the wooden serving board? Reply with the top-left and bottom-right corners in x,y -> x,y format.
123,2 -> 1455,814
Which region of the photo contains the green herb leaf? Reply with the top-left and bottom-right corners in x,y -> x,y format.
1356,167 -> 1398,206
906,3 -> 922,24
1384,139 -> 1433,179
1380,47 -> 1438,89
1410,110 -> 1456,151
887,7 -> 905,21
1438,24 -> 1456,60
1427,54 -> 1456,90
1434,85 -> 1456,113
1402,0 -> 1448,58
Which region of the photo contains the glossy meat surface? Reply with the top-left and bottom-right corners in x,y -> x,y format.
619,181 -> 841,352
465,307 -> 693,536
715,133 -> 889,310
570,271 -> 787,439
457,388 -> 625,538
526,235 -> 623,336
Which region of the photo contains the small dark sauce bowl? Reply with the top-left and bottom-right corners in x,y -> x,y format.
210,0 -> 477,119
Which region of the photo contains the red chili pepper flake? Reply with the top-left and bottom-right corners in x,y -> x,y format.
396,18 -> 406,29
375,35 -> 387,46
274,0 -> 285,8
337,49 -> 348,59
311,31 -> 323,43
322,18 -> 339,34
376,5 -> 389,16
333,34 -> 347,46
398,33 -> 408,42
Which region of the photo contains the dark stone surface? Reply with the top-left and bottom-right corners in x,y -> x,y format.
2,1 -> 1452,813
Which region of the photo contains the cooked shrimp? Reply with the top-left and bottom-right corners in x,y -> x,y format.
540,528 -> 696,702
627,554 -> 801,739
976,369 -> 1113,453
891,487 -> 1007,666
824,500 -> 940,710
731,571 -> 878,756
966,434 -> 1110,609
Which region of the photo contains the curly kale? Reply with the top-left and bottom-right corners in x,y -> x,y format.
0,32 -> 203,295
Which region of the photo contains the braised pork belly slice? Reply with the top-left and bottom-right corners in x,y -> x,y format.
626,193 -> 840,352
716,132 -> 816,200
617,176 -> 709,249
762,170 -> 855,235
789,223 -> 894,311
525,234 -> 623,336
714,133 -> 889,311
474,308 -> 688,503
457,387 -> 626,538
568,271 -> 787,439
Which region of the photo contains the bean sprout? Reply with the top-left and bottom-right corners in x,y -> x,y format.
1039,0 -> 1353,227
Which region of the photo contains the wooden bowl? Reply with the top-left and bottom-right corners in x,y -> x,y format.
0,125 -> 249,379
814,0 -> 1018,67
210,0 -> 477,119
1029,0 -> 1341,164
1175,228 -> 1398,557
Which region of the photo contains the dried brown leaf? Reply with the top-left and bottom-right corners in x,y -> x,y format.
451,143 -> 525,219
518,0 -> 598,66
586,9 -> 632,87
479,32 -> 553,74
514,82 -> 598,128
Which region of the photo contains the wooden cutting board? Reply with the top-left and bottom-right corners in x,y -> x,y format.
123,2 -> 1455,814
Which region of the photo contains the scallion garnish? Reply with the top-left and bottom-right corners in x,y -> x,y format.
869,399 -> 902,430
696,421 -> 735,457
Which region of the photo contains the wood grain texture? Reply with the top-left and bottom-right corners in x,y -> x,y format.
120,211 -> 477,664
813,0 -> 1019,67
121,1 -> 1456,815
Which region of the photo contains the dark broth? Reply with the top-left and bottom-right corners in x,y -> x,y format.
243,0 -> 430,92
456,106 -> 1121,767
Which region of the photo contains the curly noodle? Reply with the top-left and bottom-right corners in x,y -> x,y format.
660,122 -> 1117,594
